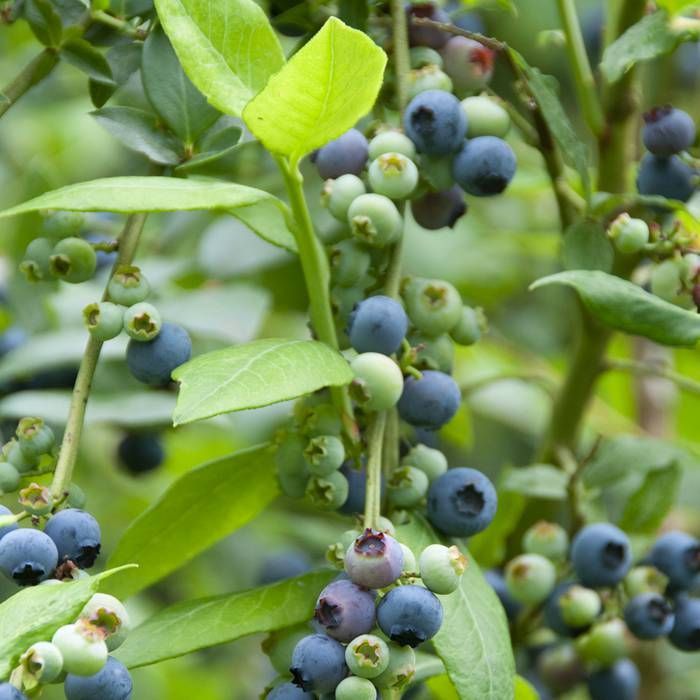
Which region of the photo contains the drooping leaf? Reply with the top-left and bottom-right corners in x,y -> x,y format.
501,464 -> 569,500
0,566 -> 134,679
172,338 -> 353,426
531,270 -> 700,346
114,571 -> 333,668
243,17 -> 387,161
562,220 -> 614,272
106,445 -> 278,599
24,0 -> 62,46
61,38 -> 115,85
153,0 -> 285,117
398,515 -> 515,700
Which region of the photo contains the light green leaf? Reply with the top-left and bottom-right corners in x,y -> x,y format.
515,675 -> 540,700
114,571 -> 333,668
531,270 -> 700,346
0,566 -> 134,679
501,464 -> 569,500
562,220 -> 614,272
398,515 -> 515,700
172,338 -> 353,426
243,17 -> 386,160
231,200 -> 298,253
153,0 -> 284,117
106,445 -> 278,599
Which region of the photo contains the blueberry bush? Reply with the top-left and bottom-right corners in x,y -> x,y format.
0,0 -> 699,698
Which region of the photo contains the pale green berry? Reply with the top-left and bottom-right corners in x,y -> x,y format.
558,585 -> 601,628
401,444 -> 447,482
20,237 -> 54,282
108,265 -> 150,306
324,174 -> 367,221
18,482 -> 52,516
368,153 -> 419,200
624,565 -> 668,597
350,352 -> 404,411
261,624 -> 309,676
123,302 -> 162,341
461,96 -> 511,138
505,554 -> 556,605
335,676 -> 377,700
0,462 -> 20,494
21,641 -> 63,684
345,634 -> 390,678
450,306 -> 485,346
373,643 -> 416,689
522,521 -> 569,562
303,435 -> 345,476
387,465 -> 429,508
409,46 -> 443,69
576,619 -> 628,667
51,624 -> 108,676
419,544 -> 467,595
608,213 -> 650,254
16,416 -> 55,457
83,301 -> 124,341
400,543 -> 418,574
368,130 -> 416,160
80,593 -> 131,651
305,471 -> 349,510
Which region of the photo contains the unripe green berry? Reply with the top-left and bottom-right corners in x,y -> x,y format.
83,301 -> 124,341
368,130 -> 416,160
522,521 -> 569,562
409,331 -> 454,373
575,619 -> 628,667
400,543 -> 417,574
123,302 -> 162,341
348,193 -> 402,248
407,65 -> 453,99
18,482 -> 53,515
345,633 -> 390,678
537,643 -> 585,694
16,416 -> 54,458
20,237 -> 54,282
20,641 -> 64,684
461,96 -> 511,138
67,483 -> 87,509
49,237 -> 97,284
305,470 -> 349,510
409,46 -> 443,69
80,593 -> 131,651
376,515 -> 396,536
330,239 -> 372,288
350,352 -> 404,411
505,554 -> 556,605
297,402 -> 342,438
650,258 -> 692,307
450,306 -> 486,346
335,676 -> 377,700
624,565 -> 668,597
401,444 -> 447,482
0,462 -> 20,494
369,153 -> 419,200
323,174 -> 367,221
303,434 -> 345,476
373,643 -> 416,690
419,543 -> 467,595
387,465 -> 429,508
558,585 -> 601,628
43,211 -> 85,239
3,439 -> 39,473
108,265 -> 150,306
403,278 -> 462,337
51,623 -> 108,676
608,213 -> 650,254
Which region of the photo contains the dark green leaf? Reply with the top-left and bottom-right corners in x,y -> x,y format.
619,462 -> 681,534
106,445 -> 279,598
52,0 -> 89,26
114,571 -> 333,668
142,28 -> 220,144
562,220 -> 614,272
89,43 -> 144,108
175,125 -> 243,176
468,490 -> 525,567
92,106 -> 183,165
531,270 -> 700,346
24,0 -> 62,46
61,38 -> 115,85
338,0 -> 368,30
501,464 -> 569,500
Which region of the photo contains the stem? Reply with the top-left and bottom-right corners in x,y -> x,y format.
91,10 -> 146,38
390,0 -> 411,112
0,49 -> 59,120
363,411 -> 388,530
605,357 -> 700,397
555,0 -> 604,136
50,214 -> 148,500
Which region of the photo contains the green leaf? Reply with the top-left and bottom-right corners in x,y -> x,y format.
61,38 -> 115,85
24,0 -> 62,46
510,52 -> 591,200
619,462 -> 682,534
531,270 -> 700,347
153,0 -> 284,117
174,125 -> 243,176
89,43 -> 143,108
501,464 -> 569,500
397,515 -> 515,700
114,571 -> 333,668
243,17 -> 386,160
562,220 -> 614,272
172,338 -> 353,426
515,675 -> 540,700
230,200 -> 298,253
92,107 -> 183,165
468,490 -> 525,568
0,566 -> 134,679
142,28 -> 220,143
601,11 -> 687,83
106,445 -> 278,599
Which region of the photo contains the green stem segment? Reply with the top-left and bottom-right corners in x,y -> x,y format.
390,0 -> 411,112
0,49 -> 59,120
363,411 -> 388,530
50,213 -> 148,500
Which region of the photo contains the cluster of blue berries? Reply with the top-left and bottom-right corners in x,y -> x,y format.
486,521 -> 700,699
264,526 -> 469,697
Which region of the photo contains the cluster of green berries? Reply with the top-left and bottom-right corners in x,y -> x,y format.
0,417 -> 55,496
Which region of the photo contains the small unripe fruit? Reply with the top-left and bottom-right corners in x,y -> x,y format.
522,521 -> 569,562
83,302 -> 124,341
20,641 -> 63,683
20,237 -> 54,282
335,676 -> 377,700
624,565 -> 669,597
49,238 -> 97,284
450,306 -> 485,346
419,544 -> 467,594
505,554 -> 556,605
404,278 -> 462,337
400,543 -> 417,574
330,239 -> 372,288
305,471 -> 349,510
51,624 -> 108,676
303,435 -> 345,476
401,444 -> 447,482
576,618 -> 629,667
387,465 -> 429,508
345,634 -> 390,678
558,585 -> 602,628
368,153 -> 419,200
368,131 -> 416,160
461,96 -> 510,138
344,528 -> 404,588
108,265 -> 150,306
348,193 -> 402,247
80,593 -> 131,651
350,352 -> 404,411
406,65 -> 453,99
123,302 -> 162,342
608,213 -> 650,254
18,483 -> 53,516
0,463 -> 20,494
323,174 -> 366,221
373,643 -> 416,689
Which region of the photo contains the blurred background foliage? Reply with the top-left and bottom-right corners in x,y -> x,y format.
1,0 -> 700,697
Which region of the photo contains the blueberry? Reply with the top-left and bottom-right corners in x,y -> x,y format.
323,174 -> 366,222
397,370 -> 461,430
305,470 -> 349,510
123,302 -> 162,342
407,3 -> 451,49
522,521 -> 569,562
387,465 -> 429,508
461,96 -> 510,138
642,106 -> 696,156
0,505 -> 19,541
368,130 -> 416,160
419,543 -> 467,595
0,685 -> 26,700
505,554 -> 556,605
410,186 -> 467,230
369,152 -> 419,200
338,461 -> 369,515
407,65 -> 453,100
376,584 -> 443,647
108,265 -> 150,306
49,237 -> 97,284
335,676 -> 376,700
648,530 -> 700,591
623,593 -> 674,640
44,508 -> 101,569
350,353 -> 404,411
344,528 -> 404,588
403,90 -> 467,156
452,136 -> 516,196
304,435 -> 345,476
587,659 -> 640,700
314,579 -> 376,642
348,296 -> 408,356
608,213 -> 650,255
669,595 -> 700,651
16,417 -> 58,458
440,37 -> 494,95
373,642 -> 416,689
544,583 -> 584,637
267,683 -> 313,699
64,656 -> 133,699
315,129 -> 369,180
20,237 -> 54,282
637,153 -> 696,202
52,624 -> 108,676
401,443 -> 447,482
348,193 -> 402,247
117,432 -> 164,475
290,633 -> 348,692
258,550 -> 312,585
427,467 -> 497,536
403,278 -> 463,336
576,619 -> 628,667
126,322 -> 192,386
570,523 -> 631,588
548,583 -> 601,634
484,569 -> 522,621
0,528 -> 58,585
345,633 -> 390,678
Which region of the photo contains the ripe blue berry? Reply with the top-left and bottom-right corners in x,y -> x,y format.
344,528 -> 404,588
0,505 -> 19,541
427,467 -> 497,536
126,322 -> 192,386
441,37 -> 494,95
315,129 -> 369,180
64,656 -> 133,699
571,523 -> 631,588
648,530 -> 700,591
290,633 -> 348,692
348,295 -> 408,355
0,528 -> 58,585
314,579 -> 376,642
637,153 -> 696,202
587,659 -> 640,700
338,461 -> 369,515
642,106 -> 696,156
668,595 -> 700,651
348,193 -> 402,247
403,90 -> 467,156
44,509 -> 101,569
117,432 -> 164,475
258,550 -> 311,585
377,584 -> 444,647
452,136 -> 516,196
267,682 -> 312,699
624,592 -> 674,640
398,370 -> 461,430
0,684 -> 26,700
406,3 -> 451,48
484,569 -> 522,621
410,186 -> 467,230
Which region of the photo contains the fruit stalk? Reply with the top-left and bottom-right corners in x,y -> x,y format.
0,49 -> 59,119
363,410 -> 388,530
